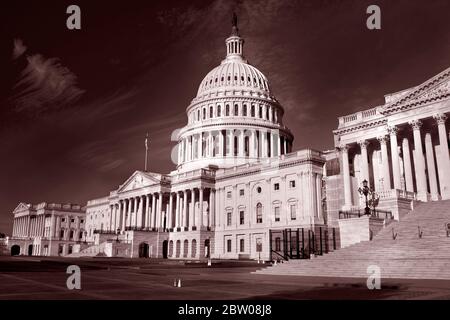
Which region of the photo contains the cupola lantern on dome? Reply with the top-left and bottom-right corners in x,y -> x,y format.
225,13 -> 244,61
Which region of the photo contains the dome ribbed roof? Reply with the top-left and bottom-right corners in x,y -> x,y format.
196,60 -> 271,97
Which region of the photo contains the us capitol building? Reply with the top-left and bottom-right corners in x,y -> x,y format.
8,18 -> 450,260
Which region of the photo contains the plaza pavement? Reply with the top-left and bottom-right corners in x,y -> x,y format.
0,256 -> 450,300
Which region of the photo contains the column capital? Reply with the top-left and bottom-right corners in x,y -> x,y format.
434,113 -> 448,125
377,135 -> 389,144
357,140 -> 370,149
338,144 -> 349,152
386,125 -> 399,136
409,119 -> 423,130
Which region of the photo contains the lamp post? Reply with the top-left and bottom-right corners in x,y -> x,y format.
358,179 -> 371,215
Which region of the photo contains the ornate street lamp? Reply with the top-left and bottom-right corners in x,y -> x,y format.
358,179 -> 371,215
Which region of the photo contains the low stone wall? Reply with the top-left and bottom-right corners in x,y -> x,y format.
338,216 -> 371,248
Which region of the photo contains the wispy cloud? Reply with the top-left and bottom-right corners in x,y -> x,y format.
12,38 -> 27,60
11,40 -> 85,115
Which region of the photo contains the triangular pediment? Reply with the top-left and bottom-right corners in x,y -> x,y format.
117,171 -> 164,193
13,202 -> 31,214
382,67 -> 450,112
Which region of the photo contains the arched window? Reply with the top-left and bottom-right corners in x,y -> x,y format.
259,106 -> 263,118
197,110 -> 200,121
183,240 -> 189,257
217,105 -> 221,117
244,136 -> 249,157
256,203 -> 263,223
176,240 -> 181,258
209,106 -> 213,118
169,240 -> 174,257
226,105 -> 230,116
234,104 -> 239,116
243,104 -> 247,116
191,239 -> 197,258
251,105 -> 255,117
203,108 -> 206,120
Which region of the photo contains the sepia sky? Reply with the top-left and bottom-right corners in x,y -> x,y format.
1,0 -> 449,233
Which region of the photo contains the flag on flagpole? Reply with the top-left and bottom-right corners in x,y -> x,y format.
145,133 -> 149,150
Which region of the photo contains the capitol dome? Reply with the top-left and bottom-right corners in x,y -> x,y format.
176,15 -> 294,172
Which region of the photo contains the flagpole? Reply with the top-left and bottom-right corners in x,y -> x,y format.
144,133 -> 149,172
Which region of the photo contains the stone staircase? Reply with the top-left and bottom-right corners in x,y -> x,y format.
256,200 -> 450,280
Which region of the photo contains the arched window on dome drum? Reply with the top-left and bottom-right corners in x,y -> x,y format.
243,105 -> 247,116
203,108 -> 206,120
217,105 -> 221,117
234,104 -> 238,116
256,203 -> 263,223
197,110 -> 200,121
266,107 -> 269,120
234,136 -> 238,156
210,106 -> 213,118
226,105 -> 230,116
251,105 -> 255,117
259,106 -> 263,118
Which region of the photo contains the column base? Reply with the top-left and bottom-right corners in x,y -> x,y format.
416,191 -> 431,202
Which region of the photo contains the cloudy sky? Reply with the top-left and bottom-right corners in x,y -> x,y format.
1,0 -> 449,233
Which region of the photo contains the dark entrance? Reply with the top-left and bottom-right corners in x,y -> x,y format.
270,227 -> 339,261
162,240 -> 168,259
138,242 -> 149,258
204,239 -> 210,258
28,244 -> 33,256
11,245 -> 20,256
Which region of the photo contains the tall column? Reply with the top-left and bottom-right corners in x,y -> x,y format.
434,114 -> 450,199
190,189 -> 196,228
168,192 -> 173,229
151,194 -> 157,228
249,130 -> 255,157
197,133 -> 203,159
183,190 -> 188,229
175,192 -> 180,229
158,192 -> 163,229
229,130 -> 234,156
239,131 -> 244,157
270,131 -> 274,157
199,187 -> 204,228
378,135 -> 391,190
219,130 -> 224,157
358,140 -> 370,184
410,120 -> 428,201
341,145 -> 353,208
402,138 -> 414,192
121,201 -> 126,231
388,126 -> 402,190
209,189 -> 214,227
425,133 -> 440,200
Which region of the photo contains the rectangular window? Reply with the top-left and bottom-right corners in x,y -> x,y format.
274,183 -> 280,191
227,191 -> 232,199
240,211 -> 245,225
227,212 -> 232,226
240,239 -> 245,252
60,230 -> 64,239
289,180 -> 296,188
80,219 -> 84,223
227,239 -> 232,253
239,189 -> 244,196
58,245 -> 63,255
290,204 -> 297,220
62,218 -> 66,222
274,206 -> 280,222
71,218 -> 75,223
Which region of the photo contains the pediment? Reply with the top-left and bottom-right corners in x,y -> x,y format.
117,171 -> 162,193
13,202 -> 31,214
382,67 -> 450,113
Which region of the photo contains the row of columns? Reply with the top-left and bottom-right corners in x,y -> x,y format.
179,129 -> 291,163
108,188 -> 215,233
191,102 -> 279,124
341,113 -> 450,206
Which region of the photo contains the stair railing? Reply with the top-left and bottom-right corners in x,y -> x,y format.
271,250 -> 289,261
